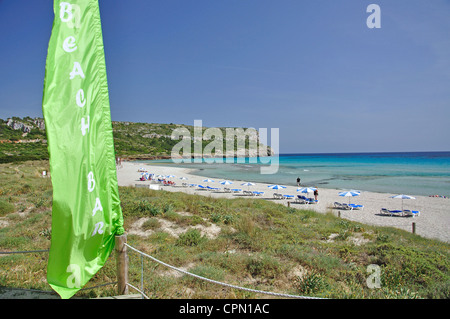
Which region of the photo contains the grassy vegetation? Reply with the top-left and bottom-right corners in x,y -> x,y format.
1,161 -> 449,299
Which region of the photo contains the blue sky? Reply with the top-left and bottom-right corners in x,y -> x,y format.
1,0 -> 449,153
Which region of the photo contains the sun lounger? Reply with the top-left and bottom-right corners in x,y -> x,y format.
306,199 -> 318,204
334,202 -> 347,209
207,186 -> 220,191
224,187 -> 231,193
296,195 -> 310,204
197,185 -> 207,190
403,210 -> 420,217
335,202 -> 359,210
283,195 -> 294,200
273,193 -> 283,200
380,208 -> 403,216
389,209 -> 403,216
243,190 -> 254,196
188,183 -> 197,187
231,188 -> 242,193
252,191 -> 264,196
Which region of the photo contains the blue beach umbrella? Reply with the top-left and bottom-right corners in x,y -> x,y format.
338,191 -> 361,204
220,180 -> 233,185
203,178 -> 214,187
297,187 -> 317,194
390,194 -> 415,211
268,184 -> 286,190
241,182 -> 255,190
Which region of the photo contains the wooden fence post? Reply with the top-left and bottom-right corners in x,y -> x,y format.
115,234 -> 129,295
412,222 -> 416,234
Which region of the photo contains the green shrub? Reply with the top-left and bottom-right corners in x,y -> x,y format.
296,270 -> 328,295
246,254 -> 282,279
0,199 -> 15,216
177,229 -> 206,246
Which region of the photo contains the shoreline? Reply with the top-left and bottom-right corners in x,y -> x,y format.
116,161 -> 450,243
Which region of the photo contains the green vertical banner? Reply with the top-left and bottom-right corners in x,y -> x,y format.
42,0 -> 124,299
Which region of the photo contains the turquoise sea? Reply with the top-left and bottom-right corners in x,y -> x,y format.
142,152 -> 450,197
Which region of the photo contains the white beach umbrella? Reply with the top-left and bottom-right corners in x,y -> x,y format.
179,176 -> 188,180
338,191 -> 361,204
390,194 -> 415,211
241,182 -> 255,190
166,175 -> 175,178
220,180 -> 233,185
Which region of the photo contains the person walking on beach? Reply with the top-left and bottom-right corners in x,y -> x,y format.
297,177 -> 301,186
314,187 -> 319,201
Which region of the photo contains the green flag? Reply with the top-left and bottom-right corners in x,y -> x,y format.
42,0 -> 124,299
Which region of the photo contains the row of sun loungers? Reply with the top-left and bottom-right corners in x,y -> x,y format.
380,208 -> 420,217
271,194 -> 318,204
224,188 -> 243,193
191,185 -> 265,196
243,190 -> 264,196
334,202 -> 364,210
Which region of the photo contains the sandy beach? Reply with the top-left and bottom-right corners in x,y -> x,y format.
117,161 -> 450,243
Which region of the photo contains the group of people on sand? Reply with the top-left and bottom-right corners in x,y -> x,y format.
297,176 -> 319,201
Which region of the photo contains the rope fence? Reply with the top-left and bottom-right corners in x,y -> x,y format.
1,244 -> 322,299
124,243 -> 323,300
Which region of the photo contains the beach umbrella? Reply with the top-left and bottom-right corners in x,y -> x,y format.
166,174 -> 175,179
220,180 -> 233,185
179,176 -> 188,180
203,178 -> 214,186
297,187 -> 317,194
268,184 -> 286,190
390,194 -> 415,211
338,191 -> 361,204
241,182 -> 255,190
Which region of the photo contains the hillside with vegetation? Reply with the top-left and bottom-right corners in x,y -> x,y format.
0,117 -> 272,163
